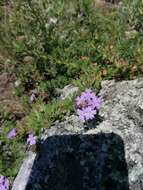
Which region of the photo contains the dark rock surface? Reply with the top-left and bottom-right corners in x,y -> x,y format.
12,79 -> 143,190
26,133 -> 129,190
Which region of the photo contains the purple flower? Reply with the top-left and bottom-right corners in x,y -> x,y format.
29,93 -> 36,104
0,175 -> 9,190
27,134 -> 37,146
76,89 -> 101,110
77,107 -> 97,122
76,89 -> 102,122
7,128 -> 17,139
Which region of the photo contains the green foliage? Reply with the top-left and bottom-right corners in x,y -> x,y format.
0,0 -> 84,92
1,0 -> 142,93
0,95 -> 75,181
23,97 -> 74,134
123,0 -> 143,33
0,139 -> 25,180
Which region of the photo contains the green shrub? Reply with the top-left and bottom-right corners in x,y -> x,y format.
123,0 -> 143,33
0,139 -> 25,180
23,97 -> 74,133
1,0 -> 87,93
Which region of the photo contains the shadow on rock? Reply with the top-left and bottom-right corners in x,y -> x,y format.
26,133 -> 129,190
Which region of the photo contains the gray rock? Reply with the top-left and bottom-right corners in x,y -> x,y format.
86,79 -> 143,189
12,79 -> 143,190
41,115 -> 85,140
56,84 -> 79,100
11,151 -> 36,190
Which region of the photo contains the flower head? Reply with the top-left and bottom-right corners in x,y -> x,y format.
77,107 -> 97,122
7,128 -> 17,139
76,89 -> 101,122
76,89 -> 101,110
0,175 -> 9,190
29,93 -> 36,104
27,134 -> 37,146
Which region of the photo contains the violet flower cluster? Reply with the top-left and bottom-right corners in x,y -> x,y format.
7,128 -> 17,139
76,89 -> 101,122
27,134 -> 37,146
7,129 -> 37,147
0,175 -> 9,190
